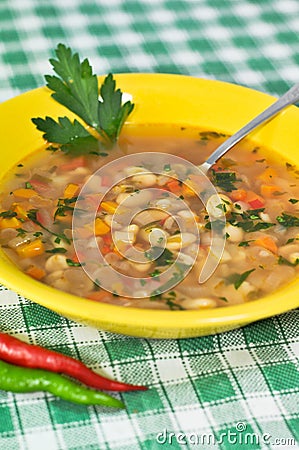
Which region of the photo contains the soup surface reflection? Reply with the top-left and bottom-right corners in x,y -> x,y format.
1,126 -> 299,310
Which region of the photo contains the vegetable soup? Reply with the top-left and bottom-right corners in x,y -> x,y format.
1,127 -> 299,310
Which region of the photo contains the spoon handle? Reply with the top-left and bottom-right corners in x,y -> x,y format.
200,82 -> 299,173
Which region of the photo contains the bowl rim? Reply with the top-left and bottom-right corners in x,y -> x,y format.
0,73 -> 299,334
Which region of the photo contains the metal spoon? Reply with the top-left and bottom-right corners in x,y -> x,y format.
199,82 -> 299,174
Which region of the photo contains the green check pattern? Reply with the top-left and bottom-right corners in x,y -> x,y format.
0,0 -> 299,449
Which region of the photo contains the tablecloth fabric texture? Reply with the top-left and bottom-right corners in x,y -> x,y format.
0,1 -> 299,449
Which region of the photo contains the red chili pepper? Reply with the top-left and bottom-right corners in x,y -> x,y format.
0,333 -> 147,392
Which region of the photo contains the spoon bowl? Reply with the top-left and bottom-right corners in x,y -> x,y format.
199,82 -> 299,173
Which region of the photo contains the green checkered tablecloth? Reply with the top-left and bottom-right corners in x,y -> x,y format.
0,1 -> 299,449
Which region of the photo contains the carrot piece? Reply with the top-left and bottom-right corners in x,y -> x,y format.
87,291 -> 110,302
64,183 -> 79,199
16,239 -> 45,258
0,217 -> 21,229
166,180 -> 181,193
260,184 -> 282,198
13,188 -> 38,199
94,218 -> 110,236
258,168 -> 277,182
182,184 -> 196,197
253,236 -> 278,254
101,244 -> 112,255
26,265 -> 46,280
230,189 -> 247,202
100,201 -> 118,214
13,204 -> 28,220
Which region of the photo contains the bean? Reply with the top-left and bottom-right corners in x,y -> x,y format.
0,228 -> 18,243
72,167 -> 90,176
45,270 -> 64,284
65,269 -> 94,295
51,235 -> 70,250
132,173 -> 157,187
181,298 -> 217,310
114,230 -> 136,245
116,190 -> 152,207
155,198 -> 171,210
177,210 -> 198,222
163,217 -> 175,230
233,201 -> 248,213
237,281 -> 255,296
220,250 -> 232,263
260,212 -> 271,222
166,232 -> 197,250
51,276 -> 71,292
127,224 -> 139,234
124,166 -> 147,176
133,209 -> 169,227
206,194 -> 232,218
133,299 -> 169,310
139,227 -> 167,245
225,224 -> 244,243
129,262 -> 153,273
45,254 -> 69,272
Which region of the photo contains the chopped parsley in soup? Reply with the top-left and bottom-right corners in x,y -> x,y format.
1,127 -> 299,310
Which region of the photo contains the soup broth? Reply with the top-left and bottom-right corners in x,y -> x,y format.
1,126 -> 299,310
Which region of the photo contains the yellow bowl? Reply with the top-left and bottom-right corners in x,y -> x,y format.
0,74 -> 299,339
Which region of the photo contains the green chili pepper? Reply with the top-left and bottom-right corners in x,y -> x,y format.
0,360 -> 124,408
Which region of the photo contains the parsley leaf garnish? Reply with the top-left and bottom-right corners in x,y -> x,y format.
226,268 -> 255,290
289,198 -> 299,204
66,258 -> 84,267
0,210 -> 17,218
32,116 -> 99,155
238,240 -> 254,247
32,44 -> 134,154
98,73 -> 134,143
46,248 -> 67,254
144,247 -> 174,266
276,213 -> 299,228
16,228 -> 27,237
286,237 -> 299,245
211,170 -> 238,192
218,296 -> 228,302
278,255 -> 299,266
54,197 -> 77,220
229,208 -> 275,232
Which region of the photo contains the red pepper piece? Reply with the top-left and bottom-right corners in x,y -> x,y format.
29,179 -> 48,194
58,156 -> 87,173
248,198 -> 265,209
0,333 -> 147,392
